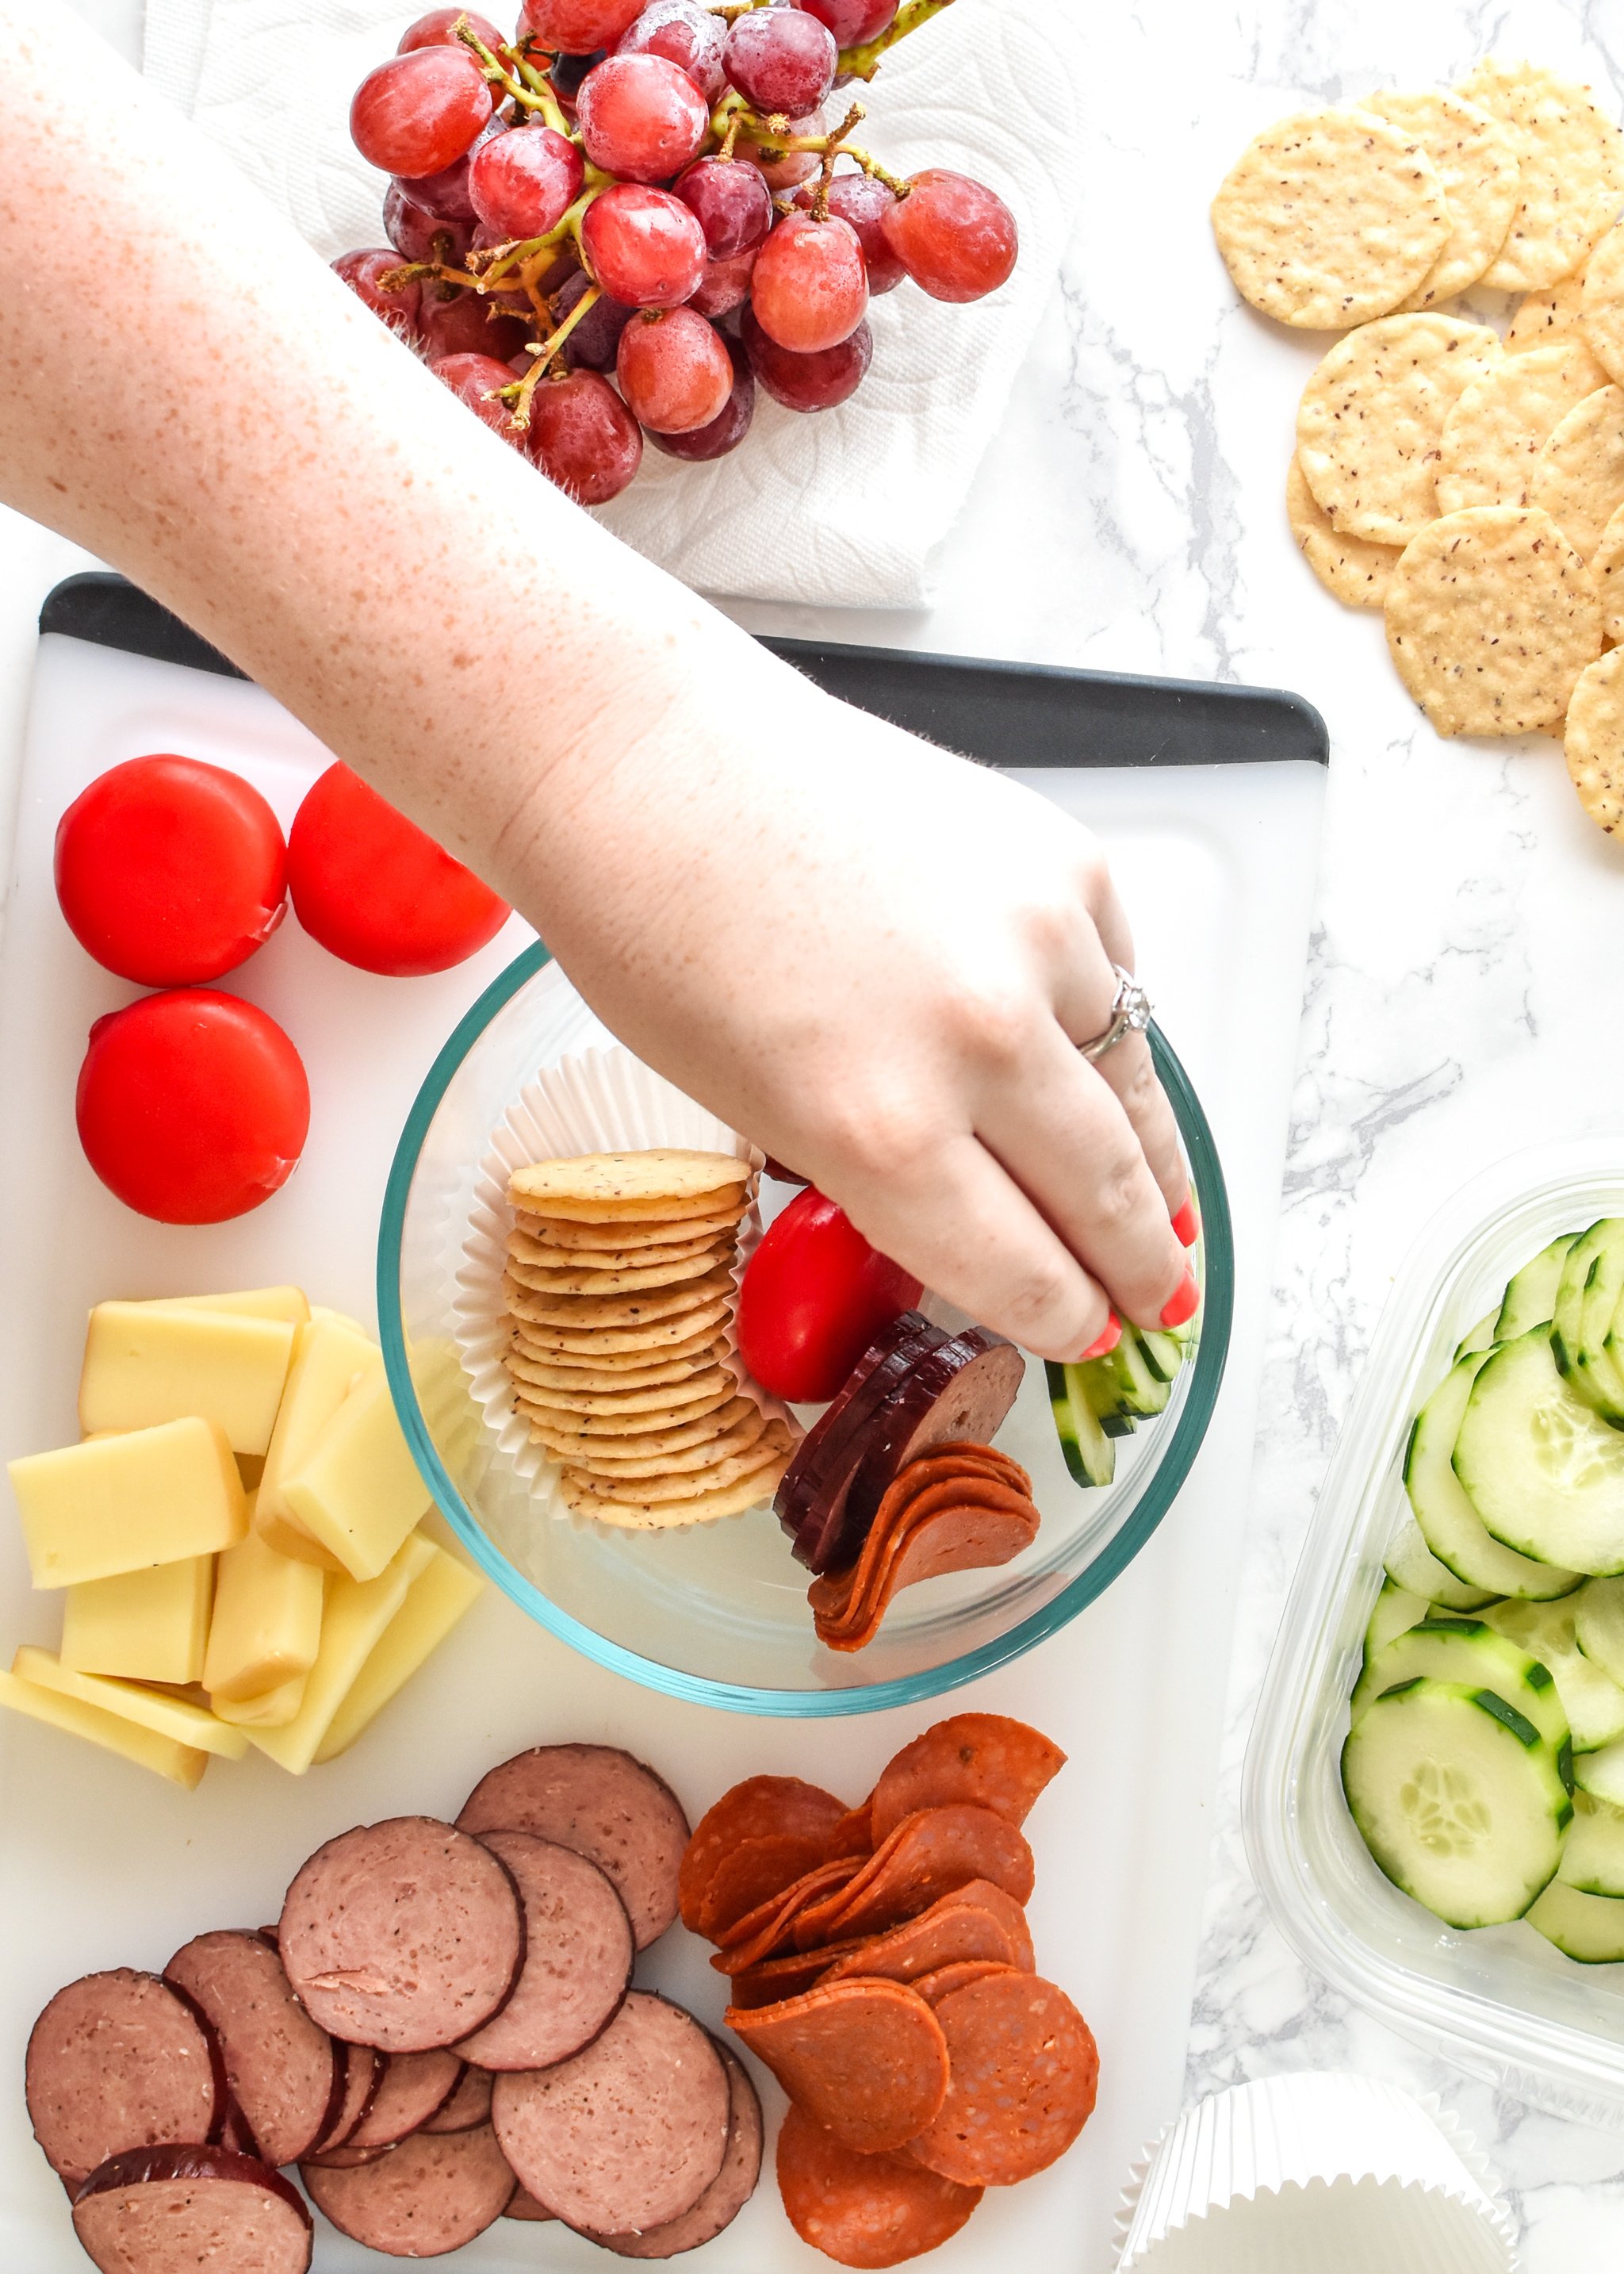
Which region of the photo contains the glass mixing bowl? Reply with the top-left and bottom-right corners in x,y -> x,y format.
377,943 -> 1232,1715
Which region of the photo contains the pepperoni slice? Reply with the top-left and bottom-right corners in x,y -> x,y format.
679,1775 -> 848,1931
906,1973 -> 1098,2187
726,1980 -> 948,2155
776,2103 -> 981,2268
908,1961 -> 1022,2007
791,1808 -> 1034,1950
818,1889 -> 1025,1986
696,1833 -> 834,1940
710,1857 -> 863,1974
870,1716 -> 1066,1844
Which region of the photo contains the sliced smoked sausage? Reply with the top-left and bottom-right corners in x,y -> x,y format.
164,1931 -> 339,2169
72,2146 -> 312,2274
346,2050 -> 465,2150
458,1746 -> 688,1950
454,1831 -> 632,2072
584,2039 -> 762,2259
26,1970 -> 224,2188
301,2123 -> 515,2254
421,2063 -> 492,2135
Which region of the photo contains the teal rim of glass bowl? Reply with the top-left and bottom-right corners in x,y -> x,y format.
377,938 -> 1234,1718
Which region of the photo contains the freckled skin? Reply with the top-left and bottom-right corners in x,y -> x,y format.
0,3 -> 1196,1359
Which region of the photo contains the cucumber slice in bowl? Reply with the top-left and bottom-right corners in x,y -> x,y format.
1496,1233 -> 1576,1341
1342,1677 -> 1572,1928
1558,1791 -> 1624,1897
1044,1362 -> 1113,1490
1383,1516 -> 1496,1613
1455,1311 -> 1499,1359
1454,1328 -> 1624,1575
1576,1577 -> 1624,1685
1525,1878 -> 1624,1963
1362,1580 -> 1433,1669
1480,1596 -> 1624,1751
1575,1739 -> 1624,1809
1406,1352 -> 1579,1600
1350,1619 -> 1570,1761
1552,1221 -> 1624,1424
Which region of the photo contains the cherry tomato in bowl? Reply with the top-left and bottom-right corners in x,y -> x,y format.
54,754 -> 287,986
76,990 -> 310,1224
737,1186 -> 923,1404
287,763 -> 511,976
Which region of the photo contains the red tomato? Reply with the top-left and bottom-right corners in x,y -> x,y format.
76,990 -> 310,1224
54,754 -> 287,986
287,764 -> 511,976
737,1187 -> 923,1403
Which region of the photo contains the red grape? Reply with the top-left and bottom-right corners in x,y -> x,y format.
469,122 -> 584,235
675,155 -> 773,259
794,168 -> 904,290
649,339 -> 755,458
722,8 -> 836,116
615,0 -> 726,102
518,0 -> 645,53
688,245 -> 757,316
548,47 -> 604,110
350,48 -> 493,178
741,304 -> 870,409
880,170 -> 1017,301
750,211 -> 867,351
743,130 -> 822,190
580,182 -> 707,307
527,369 -> 643,501
419,287 -> 533,360
385,180 -> 475,264
333,247 -> 423,336
576,53 -> 709,182
794,0 -> 896,41
616,306 -> 733,431
431,351 -> 526,445
398,8 -> 505,51
394,146 -> 481,221
553,267 -> 637,367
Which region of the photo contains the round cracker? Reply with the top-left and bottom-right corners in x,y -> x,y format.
570,1411 -> 772,1479
503,1342 -> 727,1394
1565,646 -> 1624,831
1460,58 -> 1624,292
509,1225 -> 726,1272
1211,105 -> 1449,329
1361,90 -> 1522,311
505,1243 -> 732,1296
1385,503 -> 1601,736
1506,266 -> 1592,353
561,1434 -> 794,1523
1582,219 -> 1624,385
507,1301 -> 733,1356
1437,342 -> 1611,512
508,1367 -> 737,1420
519,1390 -> 739,1448
502,1264 -> 735,1328
1589,503 -> 1624,642
523,1394 -> 755,1457
509,1148 -> 749,1206
1531,384 -> 1624,559
514,1207 -> 745,1251
1297,314 -> 1502,546
1285,451 -> 1400,608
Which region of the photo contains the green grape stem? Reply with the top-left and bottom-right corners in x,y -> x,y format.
498,282 -> 603,426
453,14 -> 573,138
839,0 -> 954,81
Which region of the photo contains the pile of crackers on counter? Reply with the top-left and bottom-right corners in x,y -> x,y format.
1212,59 -> 1624,837
500,1148 -> 795,1528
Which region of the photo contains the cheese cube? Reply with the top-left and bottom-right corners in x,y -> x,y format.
210,1674 -> 308,1728
0,1667 -> 207,1789
255,1317 -> 381,1571
204,1532 -> 324,1701
13,1647 -> 248,1759
10,1420 -> 247,1587
315,1544 -> 484,1763
310,1305 -> 372,1336
60,1558 -> 213,1685
281,1371 -> 430,1583
250,1534 -> 435,1774
79,1303 -> 297,1456
147,1287 -> 311,1326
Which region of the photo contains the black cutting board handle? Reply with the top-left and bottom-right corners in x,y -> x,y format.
39,573 -> 1327,773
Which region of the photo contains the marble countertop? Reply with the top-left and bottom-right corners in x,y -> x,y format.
11,0 -> 1624,2264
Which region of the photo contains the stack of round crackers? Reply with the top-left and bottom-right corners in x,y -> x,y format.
1215,60 -> 1624,835
500,1148 -> 795,1528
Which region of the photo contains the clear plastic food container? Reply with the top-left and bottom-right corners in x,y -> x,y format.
1246,1140 -> 1624,2125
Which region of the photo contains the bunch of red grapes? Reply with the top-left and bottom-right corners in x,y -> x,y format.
334,0 -> 1017,504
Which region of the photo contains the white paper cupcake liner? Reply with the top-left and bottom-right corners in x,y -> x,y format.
1113,2073 -> 1519,2272
454,1041 -> 795,1531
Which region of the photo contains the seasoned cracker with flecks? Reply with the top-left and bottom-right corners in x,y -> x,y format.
1285,454 -> 1400,608
1362,90 -> 1522,311
1438,343 -> 1609,513
1530,384 -> 1624,559
1565,649 -> 1624,831
1461,58 -> 1624,290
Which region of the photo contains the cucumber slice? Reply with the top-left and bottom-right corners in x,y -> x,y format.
1136,1329 -> 1185,1384
1580,1227 -> 1624,1425
1496,1233 -> 1577,1342
1073,1332 -> 1168,1421
1575,1739 -> 1624,1808
1552,1221 -> 1624,1421
1342,1678 -> 1571,1927
1405,1352 -> 1579,1599
1525,1877 -> 1624,1962
1480,1597 -> 1624,1752
1350,1618 -> 1569,1755
1364,1580 -> 1432,1669
1576,1578 -> 1624,1686
1454,1328 -> 1624,1576
1558,1792 -> 1624,1896
1383,1517 -> 1497,1612
1046,1362 -> 1113,1490
1455,1312 -> 1499,1359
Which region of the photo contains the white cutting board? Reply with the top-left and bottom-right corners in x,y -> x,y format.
0,629 -> 1323,2272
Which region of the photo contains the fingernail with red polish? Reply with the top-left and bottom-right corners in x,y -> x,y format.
1160,1272 -> 1199,1330
1171,1197 -> 1198,1247
1078,1312 -> 1120,1362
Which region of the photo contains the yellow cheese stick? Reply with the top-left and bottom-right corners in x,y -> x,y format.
144,1287 -> 311,1325
0,1667 -> 208,1789
281,1371 -> 430,1583
79,1303 -> 297,1456
314,1546 -> 485,1764
204,1532 -> 324,1701
9,1419 -> 247,1587
60,1558 -> 214,1685
255,1316 -> 381,1571
249,1534 -> 435,1774
13,1647 -> 248,1759
210,1674 -> 308,1728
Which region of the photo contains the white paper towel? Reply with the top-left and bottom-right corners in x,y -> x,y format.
141,0 -> 1083,606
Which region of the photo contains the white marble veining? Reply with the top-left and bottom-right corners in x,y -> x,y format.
17,0 -> 1624,2261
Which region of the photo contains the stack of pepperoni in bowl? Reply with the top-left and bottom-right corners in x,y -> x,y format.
684,1711 -> 1099,2266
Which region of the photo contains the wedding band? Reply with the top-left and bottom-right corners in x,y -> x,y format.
1078,965 -> 1151,1061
